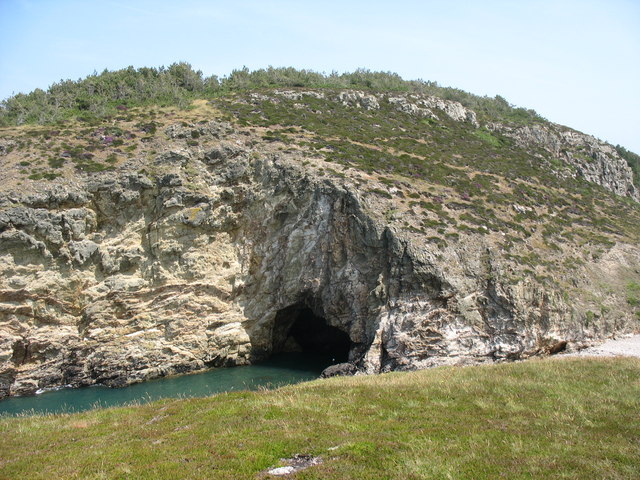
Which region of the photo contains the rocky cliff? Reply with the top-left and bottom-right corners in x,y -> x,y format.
0,90 -> 638,397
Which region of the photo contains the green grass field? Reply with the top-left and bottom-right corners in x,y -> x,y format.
1,357 -> 638,479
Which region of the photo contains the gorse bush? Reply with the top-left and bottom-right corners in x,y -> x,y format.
0,63 -> 547,127
0,63 -> 219,125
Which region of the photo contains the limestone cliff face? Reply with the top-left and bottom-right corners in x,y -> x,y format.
0,91 -> 639,398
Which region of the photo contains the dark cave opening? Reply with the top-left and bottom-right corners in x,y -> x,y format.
272,304 -> 351,363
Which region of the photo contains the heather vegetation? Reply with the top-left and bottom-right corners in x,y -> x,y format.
0,63 -> 544,127
211,89 -> 640,256
5,63 -> 639,179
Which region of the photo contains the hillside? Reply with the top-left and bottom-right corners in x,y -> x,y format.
0,65 -> 639,398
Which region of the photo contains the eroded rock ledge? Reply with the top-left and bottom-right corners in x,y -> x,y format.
0,118 -> 638,398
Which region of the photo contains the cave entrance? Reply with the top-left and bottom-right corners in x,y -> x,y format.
272,304 -> 351,363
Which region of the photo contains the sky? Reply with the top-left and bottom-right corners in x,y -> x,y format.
0,0 -> 639,152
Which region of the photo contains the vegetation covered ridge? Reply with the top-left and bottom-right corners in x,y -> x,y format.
0,63 -> 547,127
1,357 -> 638,479
2,63 -> 638,182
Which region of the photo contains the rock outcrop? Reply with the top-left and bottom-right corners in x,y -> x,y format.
320,363 -> 358,378
488,123 -> 639,201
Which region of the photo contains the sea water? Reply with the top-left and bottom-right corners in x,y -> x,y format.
0,352 -> 333,416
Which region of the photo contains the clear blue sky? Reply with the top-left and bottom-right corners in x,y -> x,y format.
1,0 -> 639,152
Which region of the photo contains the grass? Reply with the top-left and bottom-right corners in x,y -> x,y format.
1,357 -> 638,479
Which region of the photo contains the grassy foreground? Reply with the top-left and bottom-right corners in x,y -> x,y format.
1,357 -> 638,479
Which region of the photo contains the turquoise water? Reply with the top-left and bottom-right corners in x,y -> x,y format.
0,353 -> 332,416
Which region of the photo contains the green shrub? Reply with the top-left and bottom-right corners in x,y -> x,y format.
48,158 -> 65,168
627,282 -> 640,307
615,145 -> 640,187
0,65 -> 546,127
